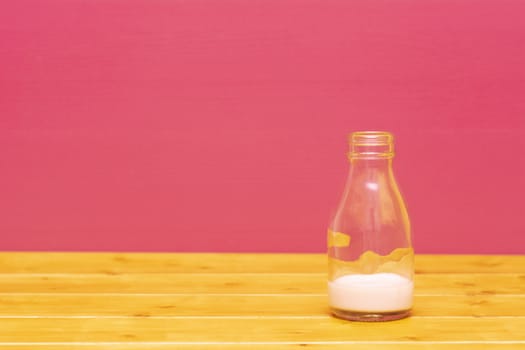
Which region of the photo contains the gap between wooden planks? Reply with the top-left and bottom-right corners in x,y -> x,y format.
3,343 -> 525,350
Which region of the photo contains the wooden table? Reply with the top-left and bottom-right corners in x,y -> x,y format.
0,253 -> 524,349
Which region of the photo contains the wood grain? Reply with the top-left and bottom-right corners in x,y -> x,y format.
0,317 -> 524,342
0,273 -> 523,295
1,253 -> 524,273
0,294 -> 524,317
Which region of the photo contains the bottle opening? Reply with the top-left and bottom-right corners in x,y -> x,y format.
348,131 -> 394,159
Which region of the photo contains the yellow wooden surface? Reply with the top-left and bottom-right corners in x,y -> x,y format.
0,253 -> 524,349
1,253 -> 524,273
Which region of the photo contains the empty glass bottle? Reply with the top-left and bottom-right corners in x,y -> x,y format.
327,131 -> 413,321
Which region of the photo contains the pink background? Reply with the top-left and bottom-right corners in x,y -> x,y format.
1,0 -> 524,253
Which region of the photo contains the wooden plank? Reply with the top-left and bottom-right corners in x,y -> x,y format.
0,294 -> 523,317
3,345 -> 525,350
0,253 -> 323,274
1,253 -> 524,274
0,273 -> 523,295
415,255 -> 525,274
0,317 -> 524,342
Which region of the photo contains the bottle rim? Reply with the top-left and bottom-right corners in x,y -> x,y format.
349,131 -> 393,145
348,131 -> 395,159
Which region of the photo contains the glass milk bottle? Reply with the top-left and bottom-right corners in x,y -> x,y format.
328,131 -> 414,321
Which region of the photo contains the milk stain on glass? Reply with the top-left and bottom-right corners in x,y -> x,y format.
328,131 -> 414,321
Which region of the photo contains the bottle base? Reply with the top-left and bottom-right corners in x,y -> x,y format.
330,307 -> 411,322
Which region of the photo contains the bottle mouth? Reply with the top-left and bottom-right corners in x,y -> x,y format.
348,131 -> 395,159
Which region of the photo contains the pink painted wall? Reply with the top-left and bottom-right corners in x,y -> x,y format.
1,0 -> 524,253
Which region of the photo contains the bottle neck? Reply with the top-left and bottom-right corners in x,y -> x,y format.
348,158 -> 394,186
349,157 -> 393,169
342,157 -> 396,201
